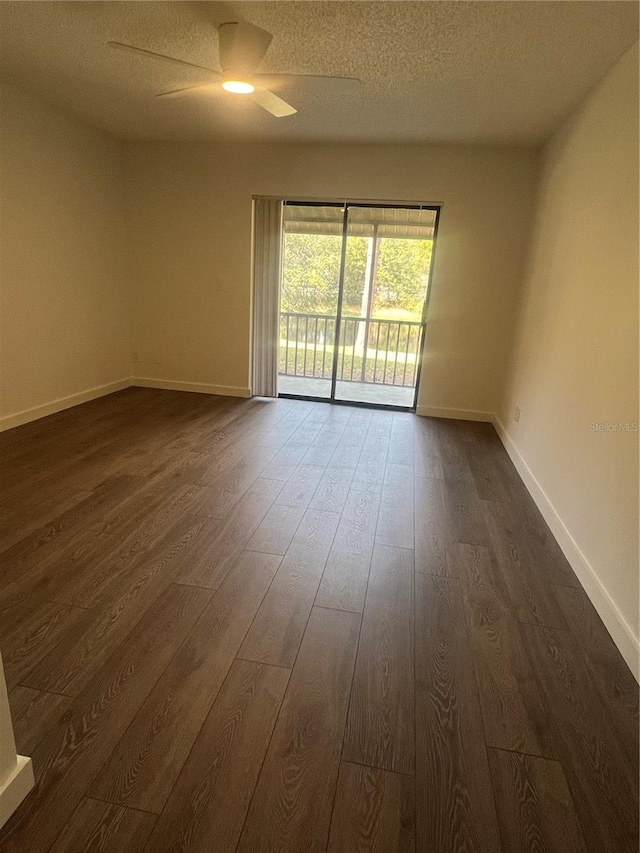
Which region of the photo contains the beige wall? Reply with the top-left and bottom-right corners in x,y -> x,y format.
499,43 -> 639,673
123,142 -> 538,413
0,84 -> 130,426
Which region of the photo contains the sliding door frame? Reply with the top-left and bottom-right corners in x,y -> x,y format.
279,199 -> 442,412
329,205 -> 351,401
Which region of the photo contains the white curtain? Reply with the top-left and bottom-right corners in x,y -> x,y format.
252,197 -> 283,397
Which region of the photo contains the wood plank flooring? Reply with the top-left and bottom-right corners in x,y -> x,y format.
0,388 -> 637,853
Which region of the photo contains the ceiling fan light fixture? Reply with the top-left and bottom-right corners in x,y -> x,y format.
222,79 -> 255,94
110,21 -> 360,117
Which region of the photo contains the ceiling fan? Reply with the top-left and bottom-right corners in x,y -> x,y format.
108,21 -> 361,117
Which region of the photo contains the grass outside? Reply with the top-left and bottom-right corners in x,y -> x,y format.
279,340 -> 418,386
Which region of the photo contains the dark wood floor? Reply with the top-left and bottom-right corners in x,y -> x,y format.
0,388 -> 637,853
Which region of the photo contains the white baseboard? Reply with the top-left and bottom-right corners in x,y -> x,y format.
132,377 -> 251,398
416,405 -> 493,422
0,379 -> 132,432
0,377 -> 251,434
493,415 -> 639,681
0,756 -> 34,830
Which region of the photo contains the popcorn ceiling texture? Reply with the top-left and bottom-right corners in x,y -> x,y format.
0,1 -> 637,143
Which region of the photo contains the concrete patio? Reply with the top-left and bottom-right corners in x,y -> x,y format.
278,375 -> 416,407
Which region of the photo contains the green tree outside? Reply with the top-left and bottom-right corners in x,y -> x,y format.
281,233 -> 432,321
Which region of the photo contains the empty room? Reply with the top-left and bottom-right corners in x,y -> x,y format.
0,2 -> 637,852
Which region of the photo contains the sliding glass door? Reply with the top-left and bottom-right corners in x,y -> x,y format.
279,202 -> 440,410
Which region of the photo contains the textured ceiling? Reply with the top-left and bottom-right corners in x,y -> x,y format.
0,1 -> 637,144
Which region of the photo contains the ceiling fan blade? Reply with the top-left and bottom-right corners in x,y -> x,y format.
218,22 -> 273,74
250,88 -> 296,118
107,41 -> 219,75
157,81 -> 222,99
256,73 -> 362,94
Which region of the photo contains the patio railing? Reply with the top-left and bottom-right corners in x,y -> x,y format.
279,312 -> 424,387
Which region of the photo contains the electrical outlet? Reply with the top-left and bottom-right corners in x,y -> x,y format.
514,406 -> 521,423
152,351 -> 161,365
132,350 -> 139,364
